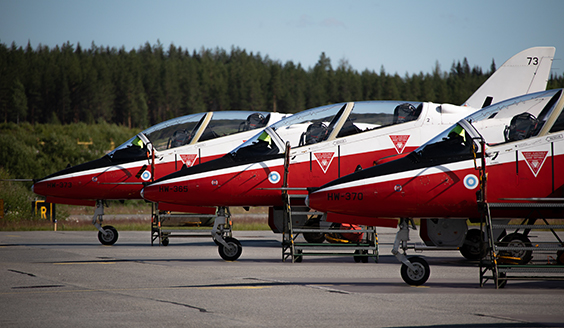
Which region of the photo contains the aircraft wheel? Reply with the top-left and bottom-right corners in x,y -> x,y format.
161,238 -> 169,246
400,256 -> 430,286
218,237 -> 242,261
460,229 -> 485,260
98,225 -> 119,245
354,250 -> 361,263
354,250 -> 369,263
499,233 -> 533,264
303,217 -> 325,243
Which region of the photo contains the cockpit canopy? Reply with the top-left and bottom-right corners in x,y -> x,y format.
230,101 -> 422,158
108,111 -> 272,160
415,89 -> 564,161
464,88 -> 564,144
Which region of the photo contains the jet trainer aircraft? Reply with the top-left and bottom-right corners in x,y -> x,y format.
141,47 -> 555,260
306,88 -> 564,285
32,111 -> 289,245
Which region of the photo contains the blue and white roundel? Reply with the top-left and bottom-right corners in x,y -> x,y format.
141,170 -> 152,181
463,174 -> 479,190
268,171 -> 281,184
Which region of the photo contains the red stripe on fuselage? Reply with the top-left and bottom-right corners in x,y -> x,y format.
142,147 -> 412,207
33,154 -> 223,201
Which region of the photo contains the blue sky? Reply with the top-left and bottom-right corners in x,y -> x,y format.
2,0 -> 564,76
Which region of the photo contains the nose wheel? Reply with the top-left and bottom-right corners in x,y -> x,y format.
92,200 -> 119,245
214,207 -> 242,261
400,256 -> 430,286
97,225 -> 119,245
218,237 -> 242,261
394,219 -> 431,285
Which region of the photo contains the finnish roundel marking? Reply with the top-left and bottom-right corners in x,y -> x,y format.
463,174 -> 478,190
268,171 -> 281,184
141,170 -> 152,181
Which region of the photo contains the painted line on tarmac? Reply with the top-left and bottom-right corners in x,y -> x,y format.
53,262 -> 116,265
196,286 -> 272,290
1,285 -> 273,296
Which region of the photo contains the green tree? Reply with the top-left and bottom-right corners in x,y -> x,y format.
308,52 -> 332,107
11,79 -> 28,123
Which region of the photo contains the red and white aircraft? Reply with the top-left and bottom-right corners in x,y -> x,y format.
32,111 -> 289,244
141,47 -> 555,260
306,88 -> 564,285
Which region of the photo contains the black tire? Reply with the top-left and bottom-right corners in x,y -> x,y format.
353,250 -> 361,263
400,256 -> 430,286
97,225 -> 118,245
303,217 -> 326,244
499,233 -> 533,264
460,229 -> 486,260
354,250 -> 369,263
161,238 -> 169,246
218,237 -> 242,261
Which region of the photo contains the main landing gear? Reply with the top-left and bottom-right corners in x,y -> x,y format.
92,200 -> 119,245
394,218 -> 430,285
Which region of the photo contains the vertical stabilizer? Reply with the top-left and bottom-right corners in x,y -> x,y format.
463,47 -> 555,108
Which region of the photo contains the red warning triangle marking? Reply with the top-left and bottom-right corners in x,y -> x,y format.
390,135 -> 410,154
521,151 -> 548,177
180,154 -> 198,167
314,152 -> 335,173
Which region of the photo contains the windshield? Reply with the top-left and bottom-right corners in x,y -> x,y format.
230,101 -> 422,158
415,123 -> 474,161
108,111 -> 272,159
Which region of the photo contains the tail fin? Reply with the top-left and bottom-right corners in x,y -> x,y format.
463,47 -> 555,108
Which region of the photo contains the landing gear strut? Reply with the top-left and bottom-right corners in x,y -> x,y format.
93,200 -> 119,245
213,207 -> 242,261
393,218 -> 430,285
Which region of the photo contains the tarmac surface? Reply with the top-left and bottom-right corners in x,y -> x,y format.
1,228 -> 563,328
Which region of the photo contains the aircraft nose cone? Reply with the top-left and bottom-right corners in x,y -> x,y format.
305,189 -> 327,213
31,181 -> 45,196
140,184 -> 161,203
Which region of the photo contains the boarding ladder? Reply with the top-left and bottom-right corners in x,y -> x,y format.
476,139 -> 564,288
280,142 -> 379,263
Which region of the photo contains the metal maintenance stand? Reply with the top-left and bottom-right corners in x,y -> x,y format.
279,142 -> 379,263
477,140 -> 564,288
